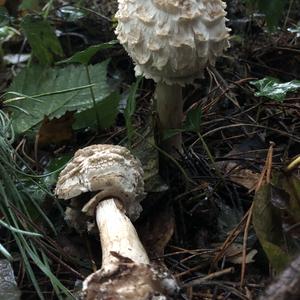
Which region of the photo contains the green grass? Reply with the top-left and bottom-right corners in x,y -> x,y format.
0,110 -> 73,299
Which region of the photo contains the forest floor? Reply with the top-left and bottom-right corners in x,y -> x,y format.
0,1 -> 300,299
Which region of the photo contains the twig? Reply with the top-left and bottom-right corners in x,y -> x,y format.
184,267 -> 235,287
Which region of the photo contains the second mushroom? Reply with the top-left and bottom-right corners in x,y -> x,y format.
115,0 -> 230,154
55,144 -> 178,299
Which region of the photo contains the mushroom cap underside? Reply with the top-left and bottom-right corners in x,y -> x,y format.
55,144 -> 145,220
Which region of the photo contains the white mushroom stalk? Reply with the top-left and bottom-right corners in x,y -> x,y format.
55,144 -> 178,299
115,0 -> 230,153
95,198 -> 149,274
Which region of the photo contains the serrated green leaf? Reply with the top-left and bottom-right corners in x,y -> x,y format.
5,61 -> 111,135
21,15 -> 63,65
250,77 -> 300,102
73,92 -> 120,130
58,41 -> 117,65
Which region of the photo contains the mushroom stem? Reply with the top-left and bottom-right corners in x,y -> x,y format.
96,198 -> 149,273
155,82 -> 183,154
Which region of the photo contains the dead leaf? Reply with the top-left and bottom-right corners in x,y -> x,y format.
229,249 -> 258,264
138,204 -> 175,258
213,243 -> 257,264
221,161 -> 260,190
38,111 -> 74,146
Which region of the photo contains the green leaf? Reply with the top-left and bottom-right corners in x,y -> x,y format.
73,92 -> 120,130
124,77 -> 142,146
43,154 -> 72,187
257,0 -> 285,29
250,77 -> 300,102
21,15 -> 63,65
253,183 -> 290,272
5,61 -> 111,135
58,41 -> 117,65
184,105 -> 202,132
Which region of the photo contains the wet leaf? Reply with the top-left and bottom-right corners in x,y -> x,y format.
56,6 -> 86,22
21,15 -> 63,65
250,77 -> 300,102
288,25 -> 300,38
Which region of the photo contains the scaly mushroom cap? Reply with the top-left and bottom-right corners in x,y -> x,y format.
115,0 -> 230,85
55,144 -> 145,220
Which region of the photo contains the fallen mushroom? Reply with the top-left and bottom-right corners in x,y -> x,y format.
115,0 -> 230,153
55,144 -> 178,299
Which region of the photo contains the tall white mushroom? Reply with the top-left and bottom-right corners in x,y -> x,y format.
115,0 -> 230,153
55,144 -> 178,299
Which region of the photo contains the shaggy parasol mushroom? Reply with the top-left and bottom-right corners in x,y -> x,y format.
115,0 -> 230,153
55,144 -> 178,299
